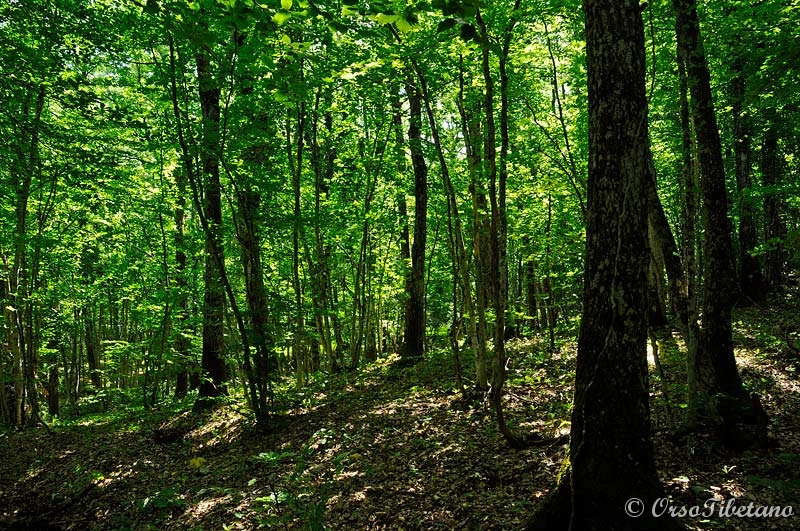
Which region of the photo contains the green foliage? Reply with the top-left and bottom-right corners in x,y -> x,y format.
137,486 -> 187,514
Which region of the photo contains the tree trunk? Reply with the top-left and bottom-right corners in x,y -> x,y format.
288,106 -> 307,387
646,155 -> 689,329
237,190 -> 275,421
400,78 -> 427,365
761,124 -> 785,288
196,50 -> 228,399
673,0 -> 751,428
528,0 -> 683,528
173,168 -> 192,399
731,61 -> 765,304
457,63 -> 489,391
477,7 -> 524,449
85,310 -> 103,391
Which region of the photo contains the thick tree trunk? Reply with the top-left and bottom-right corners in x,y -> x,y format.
196,51 -> 228,399
529,0 -> 682,528
400,79 -> 427,365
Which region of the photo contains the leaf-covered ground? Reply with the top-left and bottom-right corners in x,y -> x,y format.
1,298 -> 799,531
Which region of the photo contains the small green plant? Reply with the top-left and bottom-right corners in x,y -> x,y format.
138,487 -> 186,515
251,435 -> 336,530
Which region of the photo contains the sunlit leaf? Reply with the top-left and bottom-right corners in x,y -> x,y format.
272,10 -> 291,25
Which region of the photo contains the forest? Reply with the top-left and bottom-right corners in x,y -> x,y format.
0,0 -> 798,529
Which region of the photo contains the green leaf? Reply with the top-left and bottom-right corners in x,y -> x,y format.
396,17 -> 414,32
273,10 -> 291,25
374,13 -> 399,24
281,0 -> 292,9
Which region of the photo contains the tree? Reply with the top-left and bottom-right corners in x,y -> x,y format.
672,0 -> 766,439
399,78 -> 428,365
528,0 -> 683,528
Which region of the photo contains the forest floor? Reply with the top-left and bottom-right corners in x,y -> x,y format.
1,296 -> 799,530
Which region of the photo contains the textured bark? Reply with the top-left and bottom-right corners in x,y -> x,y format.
674,0 -> 748,425
530,0 -> 682,528
196,51 -> 228,398
458,90 -> 489,390
237,190 -> 275,420
400,80 -> 427,364
646,156 -> 688,329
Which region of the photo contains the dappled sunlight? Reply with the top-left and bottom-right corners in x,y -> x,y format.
185,493 -> 233,520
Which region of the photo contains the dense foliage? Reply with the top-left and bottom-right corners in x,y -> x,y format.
1,0 -> 797,439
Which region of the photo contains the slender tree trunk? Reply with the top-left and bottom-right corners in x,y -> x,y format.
524,252 -> 539,333
761,124 -> 785,287
674,0 -> 753,430
731,61 -> 765,304
173,168 -> 191,399
457,63 -> 489,391
307,91 -> 335,369
544,191 -> 557,349
85,310 -> 103,391
288,106 -> 307,387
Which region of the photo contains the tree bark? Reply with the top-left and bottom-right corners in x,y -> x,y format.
173,168 -> 192,399
196,51 -> 228,399
673,0 -> 750,427
237,190 -> 275,421
646,156 -> 688,329
400,78 -> 427,365
528,0 -> 683,528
